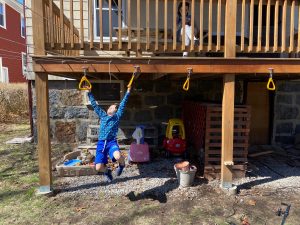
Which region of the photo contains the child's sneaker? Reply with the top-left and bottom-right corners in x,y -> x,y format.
116,164 -> 125,176
104,169 -> 113,183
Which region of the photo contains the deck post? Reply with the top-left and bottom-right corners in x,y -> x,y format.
32,0 -> 52,194
36,73 -> 52,194
221,0 -> 237,189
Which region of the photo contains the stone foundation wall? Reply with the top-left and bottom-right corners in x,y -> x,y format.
273,81 -> 300,144
32,78 -> 244,144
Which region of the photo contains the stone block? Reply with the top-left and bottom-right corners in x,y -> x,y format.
121,109 -> 131,121
155,81 -> 172,93
275,105 -> 299,120
275,136 -> 295,144
167,93 -> 183,105
50,107 -> 65,119
77,121 -> 89,142
32,106 -> 37,119
127,95 -> 143,108
134,110 -> 153,122
277,94 -> 293,104
295,95 -> 300,106
277,81 -> 300,92
135,81 -> 154,92
154,105 -> 174,120
89,110 -> 100,120
276,122 -> 293,134
295,124 -> 300,134
145,95 -> 165,106
55,121 -> 76,143
65,107 -> 89,119
60,90 -> 83,106
49,90 -> 61,106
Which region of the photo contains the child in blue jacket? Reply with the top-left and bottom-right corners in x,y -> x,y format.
88,87 -> 131,182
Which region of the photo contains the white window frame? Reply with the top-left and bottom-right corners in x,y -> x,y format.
2,67 -> 9,83
83,80 -> 124,105
21,52 -> 27,75
0,1 -> 6,29
21,16 -> 25,38
93,0 -> 124,41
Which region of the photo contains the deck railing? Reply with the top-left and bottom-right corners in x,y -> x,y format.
40,0 -> 300,57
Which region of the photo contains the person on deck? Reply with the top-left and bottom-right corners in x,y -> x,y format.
177,2 -> 199,57
88,87 -> 131,183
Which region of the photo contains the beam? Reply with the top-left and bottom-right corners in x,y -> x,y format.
32,58 -> 300,75
36,73 -> 52,194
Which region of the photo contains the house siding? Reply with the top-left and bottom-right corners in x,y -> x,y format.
0,1 -> 26,83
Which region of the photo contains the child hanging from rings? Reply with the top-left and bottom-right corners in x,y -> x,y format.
88,86 -> 131,182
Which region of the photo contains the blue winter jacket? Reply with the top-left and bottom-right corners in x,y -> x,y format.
88,91 -> 130,140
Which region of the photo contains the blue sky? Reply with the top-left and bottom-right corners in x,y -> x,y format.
17,0 -> 23,5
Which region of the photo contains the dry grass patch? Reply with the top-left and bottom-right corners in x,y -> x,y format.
0,83 -> 29,123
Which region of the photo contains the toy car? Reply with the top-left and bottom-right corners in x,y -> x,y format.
163,118 -> 187,157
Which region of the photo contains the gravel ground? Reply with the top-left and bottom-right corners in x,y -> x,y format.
55,157 -> 206,202
55,149 -> 300,201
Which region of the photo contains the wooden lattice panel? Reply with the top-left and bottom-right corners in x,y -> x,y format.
204,105 -> 251,176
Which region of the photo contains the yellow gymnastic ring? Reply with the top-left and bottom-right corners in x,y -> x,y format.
267,77 -> 275,91
79,75 -> 92,91
183,77 -> 190,91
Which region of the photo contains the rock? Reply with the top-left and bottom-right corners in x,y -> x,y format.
155,105 -> 173,120
55,121 -> 76,143
277,94 -> 293,104
167,93 -> 183,105
134,81 -> 154,92
275,122 -> 293,134
275,105 -> 299,120
49,90 -> 61,106
144,95 -> 165,106
127,95 -> 142,108
275,136 -> 295,144
60,90 -> 83,106
65,107 -> 89,119
155,81 -> 172,93
50,107 -> 65,119
134,110 -> 153,122
277,81 -> 300,92
77,121 -> 89,142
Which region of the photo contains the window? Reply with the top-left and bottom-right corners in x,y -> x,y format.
0,2 -> 6,29
21,16 -> 25,38
0,67 -> 9,83
83,80 -> 124,105
21,53 -> 27,75
94,0 -> 120,38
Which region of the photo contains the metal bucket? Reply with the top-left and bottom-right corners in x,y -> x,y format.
178,165 -> 197,187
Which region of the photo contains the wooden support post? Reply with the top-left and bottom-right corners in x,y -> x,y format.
36,73 -> 52,194
221,74 -> 235,189
32,0 -> 52,194
221,0 -> 237,189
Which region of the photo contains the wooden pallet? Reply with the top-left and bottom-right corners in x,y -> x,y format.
204,105 -> 251,177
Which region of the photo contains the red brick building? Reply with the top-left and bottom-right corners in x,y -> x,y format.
0,0 -> 26,83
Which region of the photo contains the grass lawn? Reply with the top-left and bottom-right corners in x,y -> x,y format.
1,123 -> 300,225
